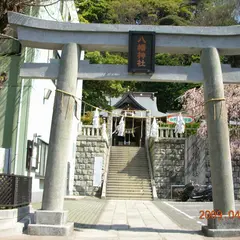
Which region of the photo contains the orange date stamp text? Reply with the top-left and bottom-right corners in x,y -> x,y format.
199,210 -> 240,219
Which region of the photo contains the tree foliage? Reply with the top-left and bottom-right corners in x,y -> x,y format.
76,0 -> 198,111
179,0 -> 240,157
190,0 -> 239,26
83,51 -> 135,110
180,85 -> 240,158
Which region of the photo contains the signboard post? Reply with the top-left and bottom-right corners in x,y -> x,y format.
128,31 -> 155,74
93,156 -> 103,187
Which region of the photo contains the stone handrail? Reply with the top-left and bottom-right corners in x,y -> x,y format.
101,144 -> 111,199
159,127 -> 196,139
81,125 -> 101,137
145,138 -> 158,200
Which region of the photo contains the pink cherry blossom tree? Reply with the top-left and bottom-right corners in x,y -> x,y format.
180,84 -> 240,158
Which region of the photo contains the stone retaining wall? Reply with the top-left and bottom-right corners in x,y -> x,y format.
185,136 -> 210,185
185,135 -> 240,200
149,136 -> 240,200
73,136 -> 109,197
149,138 -> 185,199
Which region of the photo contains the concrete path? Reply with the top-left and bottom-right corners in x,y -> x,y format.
1,200 -> 240,240
154,200 -> 240,231
32,197 -> 106,228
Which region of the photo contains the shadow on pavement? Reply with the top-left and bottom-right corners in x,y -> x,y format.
74,223 -> 203,235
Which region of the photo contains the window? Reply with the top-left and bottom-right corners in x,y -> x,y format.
36,139 -> 48,178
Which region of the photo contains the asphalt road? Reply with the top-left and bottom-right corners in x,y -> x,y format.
154,200 -> 240,231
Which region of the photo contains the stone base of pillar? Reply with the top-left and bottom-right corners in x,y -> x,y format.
202,217 -> 240,237
27,210 -> 73,236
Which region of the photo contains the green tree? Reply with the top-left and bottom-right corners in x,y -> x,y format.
83,51 -> 136,110
76,0 -> 195,112
75,0 -> 111,23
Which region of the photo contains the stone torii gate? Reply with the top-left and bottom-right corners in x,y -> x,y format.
8,11 -> 240,237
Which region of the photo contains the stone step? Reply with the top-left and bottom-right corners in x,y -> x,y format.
110,159 -> 146,162
107,178 -> 150,182
106,192 -> 152,197
108,172 -> 149,174
111,151 -> 145,153
107,182 -> 151,186
109,160 -> 147,163
110,154 -> 146,156
108,173 -> 150,177
111,154 -> 145,156
107,185 -> 151,189
111,147 -> 144,150
107,181 -> 151,185
109,169 -> 149,172
107,187 -> 152,192
107,179 -> 151,183
109,164 -> 148,169
110,159 -> 147,162
108,174 -> 150,178
109,167 -> 149,173
106,196 -> 153,200
110,159 -> 147,161
107,190 -> 152,194
107,185 -> 151,188
109,163 -> 148,166
109,167 -> 149,171
108,172 -> 150,175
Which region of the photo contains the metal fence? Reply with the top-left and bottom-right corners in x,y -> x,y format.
0,174 -> 32,208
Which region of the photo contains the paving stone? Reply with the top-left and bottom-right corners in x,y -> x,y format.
32,198 -> 106,229
3,199 -> 240,240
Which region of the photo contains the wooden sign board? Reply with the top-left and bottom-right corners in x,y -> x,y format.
128,31 -> 155,74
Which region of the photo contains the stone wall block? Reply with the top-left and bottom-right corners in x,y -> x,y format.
83,175 -> 89,180
95,147 -> 100,153
100,143 -> 106,148
80,153 -> 85,158
99,148 -> 104,153
79,164 -> 85,169
88,147 -> 94,152
86,164 -> 92,169
79,175 -> 84,180
74,138 -> 109,197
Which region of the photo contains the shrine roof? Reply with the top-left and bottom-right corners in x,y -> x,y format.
111,92 -> 166,117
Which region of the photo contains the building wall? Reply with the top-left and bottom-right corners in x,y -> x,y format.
0,43 -> 35,175
0,1 -> 81,202
73,136 -> 109,197
25,1 -> 81,203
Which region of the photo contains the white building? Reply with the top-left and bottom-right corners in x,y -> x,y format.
8,1 -> 82,202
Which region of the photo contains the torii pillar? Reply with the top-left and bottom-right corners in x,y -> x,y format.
201,48 -> 239,237
28,43 -> 80,236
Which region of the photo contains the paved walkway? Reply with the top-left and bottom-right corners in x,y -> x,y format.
1,200 -> 240,240
32,197 -> 106,227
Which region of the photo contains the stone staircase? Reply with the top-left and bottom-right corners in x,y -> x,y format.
106,146 -> 153,200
